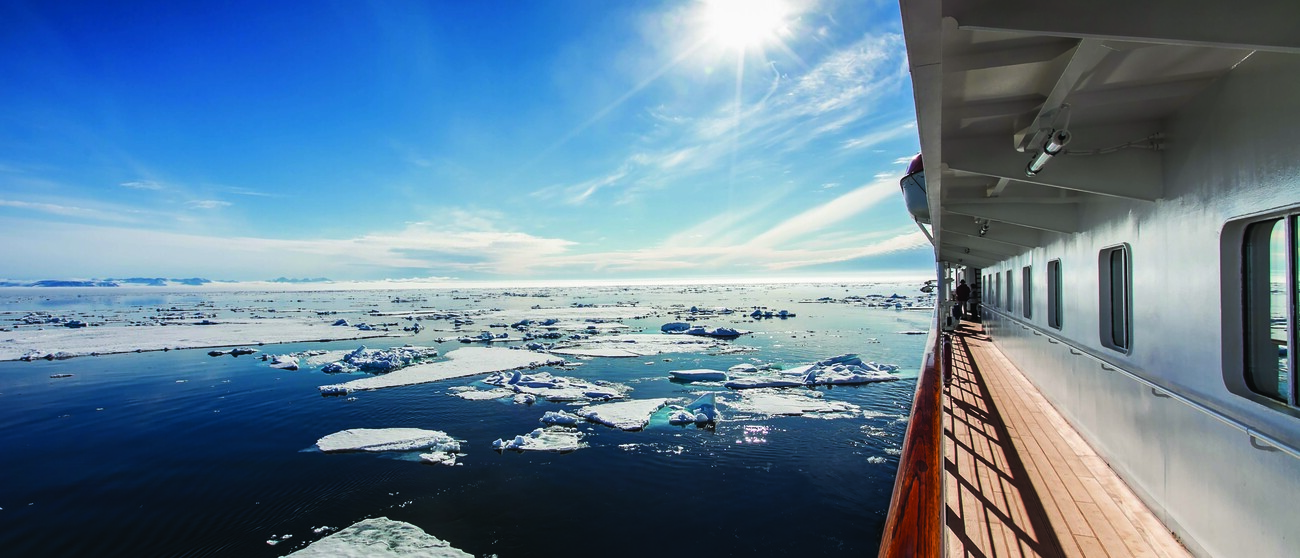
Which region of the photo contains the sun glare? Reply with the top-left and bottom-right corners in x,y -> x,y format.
702,0 -> 790,51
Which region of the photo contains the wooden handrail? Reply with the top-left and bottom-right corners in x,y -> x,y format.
878,328 -> 948,557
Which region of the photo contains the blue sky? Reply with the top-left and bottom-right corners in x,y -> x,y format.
0,0 -> 927,283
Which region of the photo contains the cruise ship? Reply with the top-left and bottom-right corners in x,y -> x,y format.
880,1 -> 1300,556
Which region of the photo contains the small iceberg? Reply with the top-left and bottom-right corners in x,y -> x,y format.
316,428 -> 461,454
540,410 -> 583,426
269,355 -> 300,370
492,427 -> 584,452
668,368 -> 729,382
660,322 -> 691,333
285,517 -> 472,557
578,398 -> 669,431
801,354 -> 900,386
666,393 -> 720,425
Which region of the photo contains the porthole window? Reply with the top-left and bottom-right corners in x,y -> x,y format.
1099,245 -> 1132,352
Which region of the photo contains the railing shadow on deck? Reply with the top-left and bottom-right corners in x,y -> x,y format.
943,324 -> 1065,557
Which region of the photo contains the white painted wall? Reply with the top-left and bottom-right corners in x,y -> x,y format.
974,52 -> 1300,557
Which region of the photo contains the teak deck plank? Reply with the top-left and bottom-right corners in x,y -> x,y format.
943,322 -> 1189,558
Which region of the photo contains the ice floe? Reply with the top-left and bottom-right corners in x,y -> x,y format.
666,393 -> 720,425
723,354 -> 898,389
316,428 -> 461,454
449,387 -> 516,401
668,368 -> 729,382
727,389 -> 861,417
269,355 -> 300,370
285,517 -> 472,557
0,314 -> 400,362
481,370 -> 626,402
314,345 -> 440,374
318,347 -> 565,394
548,333 -> 750,358
493,427 -> 584,452
577,398 -> 668,431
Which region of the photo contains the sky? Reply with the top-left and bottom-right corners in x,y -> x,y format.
0,0 -> 928,284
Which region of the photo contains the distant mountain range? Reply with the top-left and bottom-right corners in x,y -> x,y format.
0,277 -> 333,287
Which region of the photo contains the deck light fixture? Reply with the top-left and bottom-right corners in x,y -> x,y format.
1026,129 -> 1071,177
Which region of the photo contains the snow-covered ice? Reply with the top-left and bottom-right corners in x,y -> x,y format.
450,387 -> 516,401
540,410 -> 583,426
269,355 -> 300,370
318,347 -> 565,394
316,428 -> 461,453
328,345 -> 440,373
548,333 -> 748,358
668,368 -> 729,382
285,517 -> 472,557
577,398 -> 668,431
492,427 -> 584,452
727,389 -> 861,417
480,370 -> 626,402
0,316 -> 399,362
667,393 -> 720,424
723,354 -> 898,389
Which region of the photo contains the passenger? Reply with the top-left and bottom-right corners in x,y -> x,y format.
954,279 -> 971,318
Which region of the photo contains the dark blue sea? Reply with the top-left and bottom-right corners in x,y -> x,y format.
0,283 -> 928,557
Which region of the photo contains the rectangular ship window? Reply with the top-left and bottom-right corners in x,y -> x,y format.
1047,259 -> 1063,329
1244,217 -> 1295,405
1006,270 -> 1014,313
1022,266 -> 1033,319
1099,245 -> 1132,352
994,273 -> 1001,308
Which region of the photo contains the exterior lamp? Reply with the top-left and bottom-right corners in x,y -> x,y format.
1025,129 -> 1071,177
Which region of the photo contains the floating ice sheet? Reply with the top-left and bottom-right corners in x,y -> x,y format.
449,387 -> 516,401
548,333 -> 746,358
668,369 -> 728,382
726,389 -> 861,417
285,517 -> 472,557
319,347 -> 564,393
578,398 -> 668,431
493,427 -> 584,452
0,316 -> 399,362
316,428 -> 461,453
481,370 -> 626,402
723,354 -> 898,389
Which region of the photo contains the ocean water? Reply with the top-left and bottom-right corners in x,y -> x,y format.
0,283 -> 930,557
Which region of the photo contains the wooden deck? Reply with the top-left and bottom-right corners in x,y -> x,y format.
943,322 -> 1190,557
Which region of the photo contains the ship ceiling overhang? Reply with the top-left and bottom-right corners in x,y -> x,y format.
900,0 -> 1300,269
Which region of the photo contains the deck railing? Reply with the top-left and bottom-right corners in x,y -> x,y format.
877,323 -> 949,557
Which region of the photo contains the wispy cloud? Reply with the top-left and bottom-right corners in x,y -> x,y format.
186,200 -> 231,210
120,180 -> 165,190
538,32 -> 910,207
842,121 -> 915,150
745,178 -> 898,249
0,198 -> 142,223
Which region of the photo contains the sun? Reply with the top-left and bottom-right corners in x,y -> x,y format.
700,0 -> 791,51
